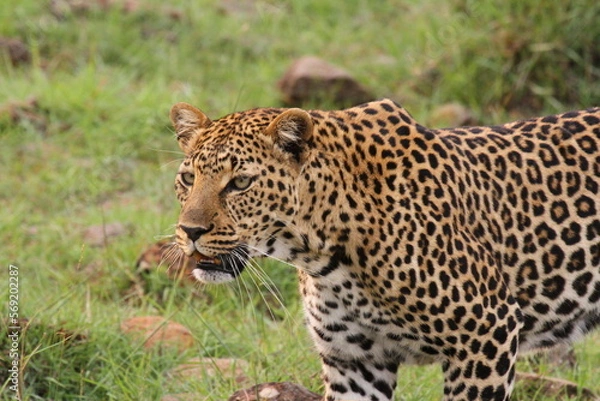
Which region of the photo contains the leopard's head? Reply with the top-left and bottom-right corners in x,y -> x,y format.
169,102 -> 313,283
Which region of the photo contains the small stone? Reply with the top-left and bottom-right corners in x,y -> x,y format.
278,56 -> 374,107
258,387 -> 280,398
121,316 -> 194,353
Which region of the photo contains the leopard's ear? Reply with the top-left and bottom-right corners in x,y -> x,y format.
170,103 -> 212,153
265,108 -> 313,162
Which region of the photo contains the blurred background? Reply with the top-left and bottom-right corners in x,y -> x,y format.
1,1 -> 599,400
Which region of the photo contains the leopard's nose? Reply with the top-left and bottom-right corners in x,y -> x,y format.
180,224 -> 213,242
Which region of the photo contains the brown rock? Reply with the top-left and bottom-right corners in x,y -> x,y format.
0,37 -> 31,66
171,357 -> 250,385
120,316 -> 194,352
278,56 -> 373,107
516,372 -> 597,400
229,382 -> 321,401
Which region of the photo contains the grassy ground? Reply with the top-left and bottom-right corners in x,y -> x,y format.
1,0 -> 599,400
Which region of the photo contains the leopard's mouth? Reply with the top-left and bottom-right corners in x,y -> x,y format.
192,251 -> 223,270
190,248 -> 247,283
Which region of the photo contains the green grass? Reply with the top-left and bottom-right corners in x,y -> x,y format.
1,0 -> 599,400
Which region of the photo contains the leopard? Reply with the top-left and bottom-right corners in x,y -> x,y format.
168,98 -> 600,401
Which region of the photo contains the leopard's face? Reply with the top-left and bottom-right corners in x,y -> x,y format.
170,103 -> 313,283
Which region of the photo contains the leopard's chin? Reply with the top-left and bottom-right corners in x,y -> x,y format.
191,267 -> 237,284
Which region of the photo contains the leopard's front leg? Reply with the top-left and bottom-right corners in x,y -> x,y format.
321,354 -> 399,401
300,274 -> 401,401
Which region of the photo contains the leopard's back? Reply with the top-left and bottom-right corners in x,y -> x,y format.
432,108 -> 600,350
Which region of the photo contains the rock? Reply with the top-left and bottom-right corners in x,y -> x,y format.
429,103 -> 478,128
0,38 -> 31,66
170,357 -> 250,385
278,56 -> 374,107
516,372 -> 597,400
228,382 -> 321,401
83,222 -> 131,247
120,316 -> 194,353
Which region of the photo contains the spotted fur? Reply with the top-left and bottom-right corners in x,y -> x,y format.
169,99 -> 600,401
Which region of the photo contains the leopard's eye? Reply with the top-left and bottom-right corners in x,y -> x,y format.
180,172 -> 195,186
231,175 -> 253,191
